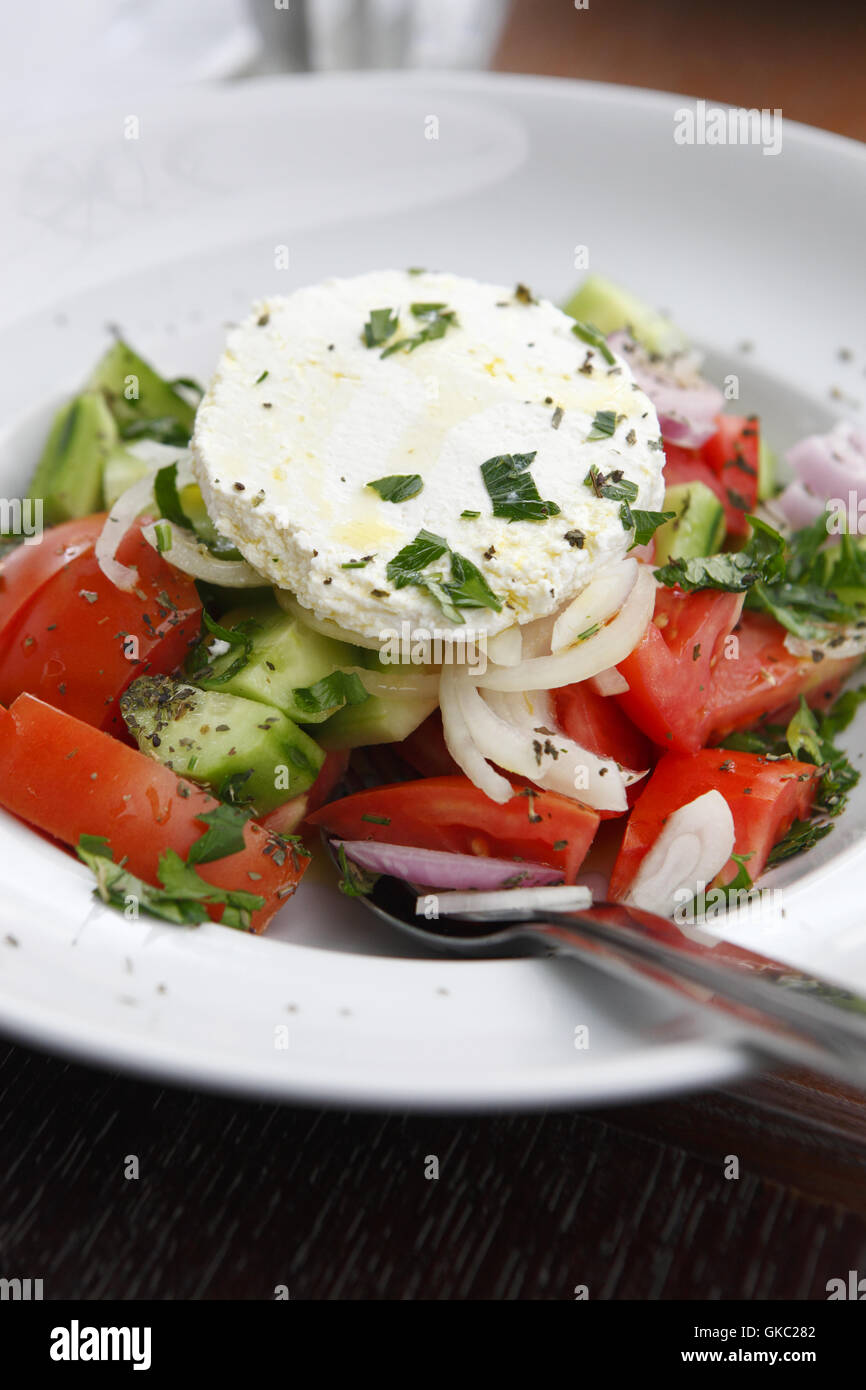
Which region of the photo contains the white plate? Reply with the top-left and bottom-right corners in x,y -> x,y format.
1,73 -> 866,1110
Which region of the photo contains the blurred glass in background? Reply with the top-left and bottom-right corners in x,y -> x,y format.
249,0 -> 508,72
2,0 -> 509,132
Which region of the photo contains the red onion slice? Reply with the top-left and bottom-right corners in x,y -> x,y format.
334,839 -> 564,890
772,422 -> 866,529
608,330 -> 723,448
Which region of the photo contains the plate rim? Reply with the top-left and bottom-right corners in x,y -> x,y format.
5,67 -> 864,1108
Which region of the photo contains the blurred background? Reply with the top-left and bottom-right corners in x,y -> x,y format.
5,0 -> 864,139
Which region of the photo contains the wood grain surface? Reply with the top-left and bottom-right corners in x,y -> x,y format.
2,1040 -> 865,1300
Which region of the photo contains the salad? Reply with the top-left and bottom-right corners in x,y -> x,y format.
1,268 -> 864,933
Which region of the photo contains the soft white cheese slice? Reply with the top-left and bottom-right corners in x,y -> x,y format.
192,269 -> 665,641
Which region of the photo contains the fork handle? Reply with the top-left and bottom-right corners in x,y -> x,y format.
521,904 -> 866,1088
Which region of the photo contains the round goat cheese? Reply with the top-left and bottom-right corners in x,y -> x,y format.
192,269 -> 664,641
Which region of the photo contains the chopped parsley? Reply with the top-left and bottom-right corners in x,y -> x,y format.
291,670 -> 369,718
718,684 -> 866,865
654,516 -> 786,593
186,805 -> 253,866
586,409 -> 619,442
188,610 -> 259,685
336,843 -> 378,898
386,530 -> 449,587
385,529 -> 502,624
76,834 -> 263,930
153,462 -> 188,529
363,307 -> 399,348
629,509 -> 676,549
583,464 -> 640,532
481,451 -> 561,523
366,474 -> 424,503
570,319 -> 616,365
380,303 -> 458,358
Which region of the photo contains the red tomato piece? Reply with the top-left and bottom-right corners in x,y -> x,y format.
701,414 -> 760,534
617,587 -> 857,753
609,748 -> 820,897
0,522 -> 201,736
0,694 -> 307,932
0,513 -> 106,652
704,610 -> 858,740
664,415 -> 760,539
307,774 -> 600,883
616,586 -> 744,752
553,681 -> 654,773
397,711 -> 460,778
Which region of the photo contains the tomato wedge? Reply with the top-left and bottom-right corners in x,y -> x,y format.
609,748 -> 820,897
664,416 -> 759,539
617,587 -> 856,753
616,586 -> 744,752
701,414 -> 760,532
397,712 -> 460,778
703,610 -> 857,740
307,774 -> 600,882
0,694 -> 307,932
0,513 -> 106,651
553,681 -> 654,773
0,522 -> 201,736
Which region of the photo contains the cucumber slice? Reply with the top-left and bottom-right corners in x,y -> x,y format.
654,481 -> 726,564
192,600 -> 362,724
26,391 -> 117,525
316,690 -> 437,750
757,438 -> 777,500
88,340 -> 197,439
120,675 -> 324,814
563,274 -> 688,356
102,446 -> 154,507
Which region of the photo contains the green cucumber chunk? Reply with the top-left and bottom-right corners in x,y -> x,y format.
653,481 -> 726,564
563,274 -> 688,356
190,600 -> 364,725
316,690 -> 437,751
88,340 -> 197,440
757,438 -> 777,500
120,675 -> 324,813
102,446 -> 154,508
26,391 -> 117,525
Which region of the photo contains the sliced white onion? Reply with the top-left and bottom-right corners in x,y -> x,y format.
622,789 -> 735,918
551,559 -> 637,653
517,612 -> 557,660
482,688 -> 645,812
130,441 -> 193,471
141,521 -> 264,586
96,471 -> 159,591
274,588 -> 383,651
439,664 -> 512,804
96,453 -> 222,592
589,667 -> 630,696
486,625 -> 523,666
420,884 -> 593,917
784,629 -> 866,662
475,564 -> 656,692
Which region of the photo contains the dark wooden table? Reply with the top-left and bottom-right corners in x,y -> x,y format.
2,1038 -> 865,1299
3,0 -> 866,1303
